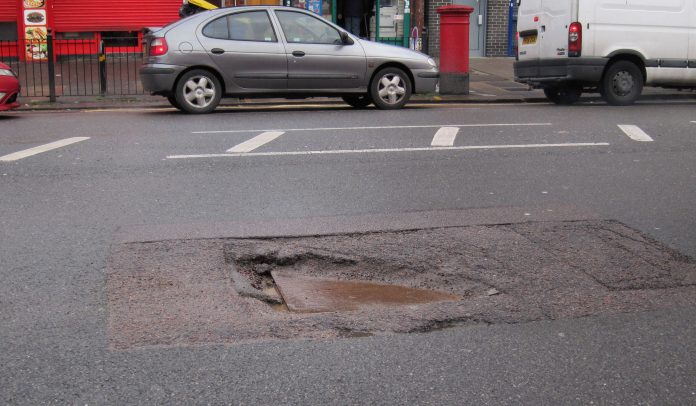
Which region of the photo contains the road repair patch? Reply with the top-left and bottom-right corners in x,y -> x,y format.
106,220 -> 696,350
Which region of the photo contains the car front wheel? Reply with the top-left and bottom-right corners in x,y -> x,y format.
175,69 -> 222,114
370,67 -> 412,110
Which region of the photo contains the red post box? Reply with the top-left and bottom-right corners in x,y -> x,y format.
437,5 -> 474,94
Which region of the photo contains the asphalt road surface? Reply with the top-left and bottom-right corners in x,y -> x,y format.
1,101 -> 696,404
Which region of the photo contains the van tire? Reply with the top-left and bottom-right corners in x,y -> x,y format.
601,60 -> 643,106
544,84 -> 582,105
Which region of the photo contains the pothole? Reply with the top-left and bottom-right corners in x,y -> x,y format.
106,220 -> 696,350
226,246 -> 465,313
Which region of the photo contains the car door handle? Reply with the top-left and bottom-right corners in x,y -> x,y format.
211,48 -> 225,55
292,51 -> 305,57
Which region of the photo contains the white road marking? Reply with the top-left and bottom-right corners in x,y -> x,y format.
431,127 -> 460,147
469,90 -> 496,97
168,142 -> 609,159
0,137 -> 90,162
618,125 -> 654,142
193,123 -> 552,134
226,131 -> 285,153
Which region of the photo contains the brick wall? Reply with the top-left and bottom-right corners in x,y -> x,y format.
426,0 -> 512,59
426,0 -> 453,59
485,0 -> 512,57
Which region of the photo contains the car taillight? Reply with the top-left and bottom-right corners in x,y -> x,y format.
568,22 -> 582,57
150,37 -> 168,56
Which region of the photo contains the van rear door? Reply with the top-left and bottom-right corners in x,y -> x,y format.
517,0 -> 542,62
538,0 -> 573,60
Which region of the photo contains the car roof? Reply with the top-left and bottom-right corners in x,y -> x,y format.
207,5 -> 319,14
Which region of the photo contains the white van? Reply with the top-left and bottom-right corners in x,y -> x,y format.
514,0 -> 696,105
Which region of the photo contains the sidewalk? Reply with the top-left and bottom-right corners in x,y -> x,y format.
13,57 -> 694,111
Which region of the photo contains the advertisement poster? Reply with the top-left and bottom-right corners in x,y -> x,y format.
22,0 -> 48,60
307,0 -> 322,15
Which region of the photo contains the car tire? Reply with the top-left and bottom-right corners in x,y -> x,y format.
544,84 -> 582,105
370,67 -> 412,110
167,95 -> 183,111
601,60 -> 643,106
342,94 -> 372,108
174,69 -> 222,114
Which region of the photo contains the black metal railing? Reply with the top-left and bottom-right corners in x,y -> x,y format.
0,31 -> 146,99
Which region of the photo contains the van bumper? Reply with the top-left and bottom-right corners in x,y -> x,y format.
514,58 -> 608,87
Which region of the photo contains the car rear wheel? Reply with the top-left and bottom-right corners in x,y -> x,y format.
175,69 -> 222,114
370,67 -> 411,110
342,94 -> 372,108
601,60 -> 643,106
544,84 -> 582,105
167,95 -> 182,111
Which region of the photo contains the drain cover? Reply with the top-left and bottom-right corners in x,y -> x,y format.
271,270 -> 461,313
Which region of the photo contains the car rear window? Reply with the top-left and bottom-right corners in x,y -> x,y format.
202,16 -> 229,40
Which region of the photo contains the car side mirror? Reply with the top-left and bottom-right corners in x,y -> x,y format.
340,31 -> 354,45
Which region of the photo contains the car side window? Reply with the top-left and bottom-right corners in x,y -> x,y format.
202,11 -> 277,42
202,16 -> 229,40
228,11 -> 277,42
275,10 -> 342,45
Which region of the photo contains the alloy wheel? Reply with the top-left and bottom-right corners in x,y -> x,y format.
377,74 -> 407,105
183,76 -> 216,109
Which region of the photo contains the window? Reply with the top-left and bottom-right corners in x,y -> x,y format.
228,11 -> 276,42
56,32 -> 95,40
275,10 -> 342,45
203,11 -> 277,42
0,22 -> 18,41
203,16 -> 229,39
101,31 -> 138,47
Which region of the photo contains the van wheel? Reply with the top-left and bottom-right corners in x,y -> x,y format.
544,84 -> 582,105
601,60 -> 643,106
175,69 -> 222,114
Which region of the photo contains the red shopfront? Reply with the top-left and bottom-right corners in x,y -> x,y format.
0,0 -> 182,59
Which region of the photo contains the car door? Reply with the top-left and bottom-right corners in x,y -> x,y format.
198,10 -> 287,91
273,9 -> 366,90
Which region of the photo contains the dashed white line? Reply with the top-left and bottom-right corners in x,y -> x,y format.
618,125 -> 654,142
167,142 -> 610,159
431,127 -> 460,147
0,137 -> 90,162
226,131 -> 285,153
193,123 -> 552,134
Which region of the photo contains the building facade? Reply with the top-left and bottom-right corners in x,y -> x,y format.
427,0 -> 516,59
0,0 -> 516,60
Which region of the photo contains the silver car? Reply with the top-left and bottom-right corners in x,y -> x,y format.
140,6 -> 439,113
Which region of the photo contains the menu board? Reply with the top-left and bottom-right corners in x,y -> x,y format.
22,0 -> 48,60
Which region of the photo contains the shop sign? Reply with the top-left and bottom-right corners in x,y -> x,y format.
22,0 -> 48,60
